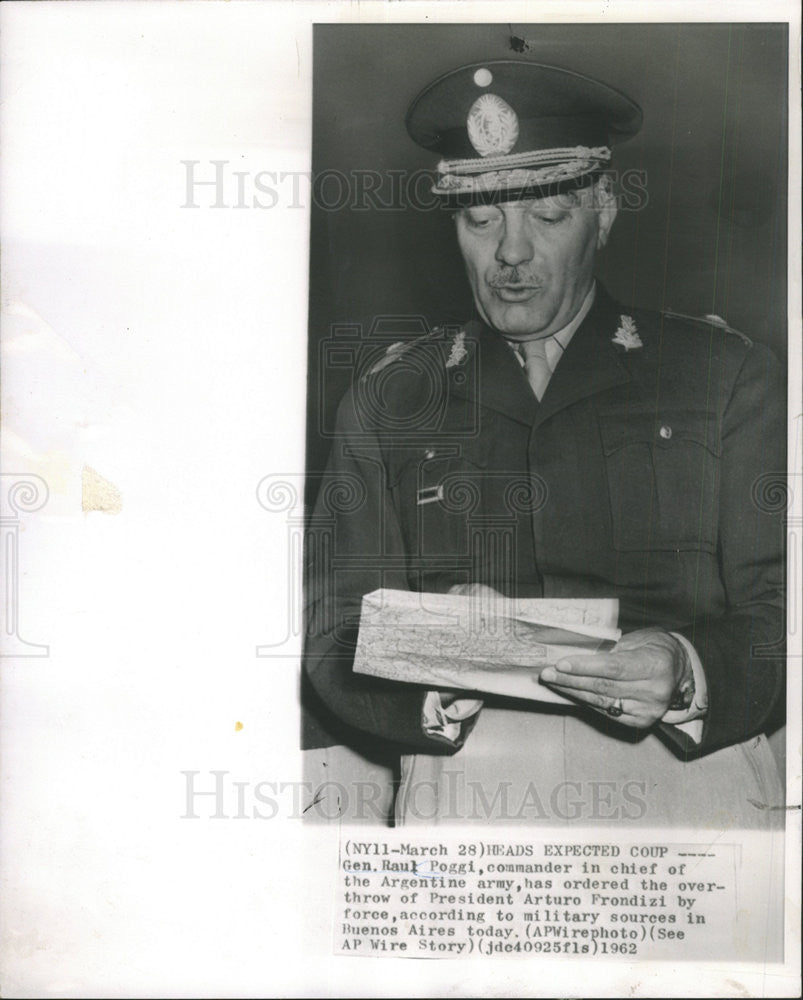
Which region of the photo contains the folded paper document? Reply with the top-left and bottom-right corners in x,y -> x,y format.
353,589 -> 621,704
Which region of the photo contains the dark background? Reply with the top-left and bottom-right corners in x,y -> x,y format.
303,22 -> 789,747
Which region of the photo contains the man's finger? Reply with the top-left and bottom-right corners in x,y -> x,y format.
540,669 -> 643,700
541,653 -> 653,682
539,683 -> 638,719
541,683 -> 660,729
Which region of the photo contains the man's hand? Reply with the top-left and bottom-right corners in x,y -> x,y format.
539,627 -> 691,729
439,582 -> 504,710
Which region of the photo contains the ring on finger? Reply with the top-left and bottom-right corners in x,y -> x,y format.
606,697 -> 624,718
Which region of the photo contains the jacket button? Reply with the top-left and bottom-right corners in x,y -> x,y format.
659,425 -> 672,440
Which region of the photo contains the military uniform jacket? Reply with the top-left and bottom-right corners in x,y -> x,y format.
303,284 -> 786,760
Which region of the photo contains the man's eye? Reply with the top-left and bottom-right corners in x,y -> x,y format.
467,213 -> 498,229
537,214 -> 566,226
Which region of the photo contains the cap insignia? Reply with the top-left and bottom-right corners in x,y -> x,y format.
467,93 -> 519,157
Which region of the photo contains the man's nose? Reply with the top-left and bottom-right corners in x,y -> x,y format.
495,219 -> 535,267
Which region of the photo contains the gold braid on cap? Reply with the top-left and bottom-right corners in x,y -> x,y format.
433,145 -> 611,195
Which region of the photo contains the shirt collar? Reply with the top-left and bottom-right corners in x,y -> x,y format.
552,281 -> 597,351
504,281 -> 597,371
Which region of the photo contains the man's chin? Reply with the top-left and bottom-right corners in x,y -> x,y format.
483,303 -> 556,338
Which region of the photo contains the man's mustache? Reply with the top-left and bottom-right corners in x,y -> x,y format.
487,267 -> 543,288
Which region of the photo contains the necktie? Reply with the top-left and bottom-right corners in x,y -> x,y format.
518,338 -> 552,401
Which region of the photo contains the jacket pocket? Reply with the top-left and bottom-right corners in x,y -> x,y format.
387,440 -> 492,564
386,437 -> 536,591
598,408 -> 721,552
387,439 -> 491,495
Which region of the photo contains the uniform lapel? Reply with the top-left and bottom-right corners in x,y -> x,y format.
451,318 -> 540,427
533,284 -> 633,429
451,287 -> 633,429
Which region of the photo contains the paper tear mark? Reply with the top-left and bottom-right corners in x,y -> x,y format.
747,797 -> 801,811
725,980 -> 751,998
234,721 -> 243,732
302,791 -> 326,814
303,789 -> 343,816
82,465 -> 122,514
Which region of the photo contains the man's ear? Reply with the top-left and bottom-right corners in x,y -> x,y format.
594,176 -> 618,250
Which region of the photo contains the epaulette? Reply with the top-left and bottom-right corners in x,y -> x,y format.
661,309 -> 753,347
362,324 -> 464,380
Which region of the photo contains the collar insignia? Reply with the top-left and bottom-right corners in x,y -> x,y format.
611,315 -> 642,351
445,330 -> 468,368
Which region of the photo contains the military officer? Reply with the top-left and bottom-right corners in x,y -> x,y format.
303,61 -> 785,826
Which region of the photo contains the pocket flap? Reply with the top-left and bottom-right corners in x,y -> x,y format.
386,438 -> 491,486
599,409 -> 721,457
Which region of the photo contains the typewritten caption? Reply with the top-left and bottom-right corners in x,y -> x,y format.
335,835 -> 748,959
